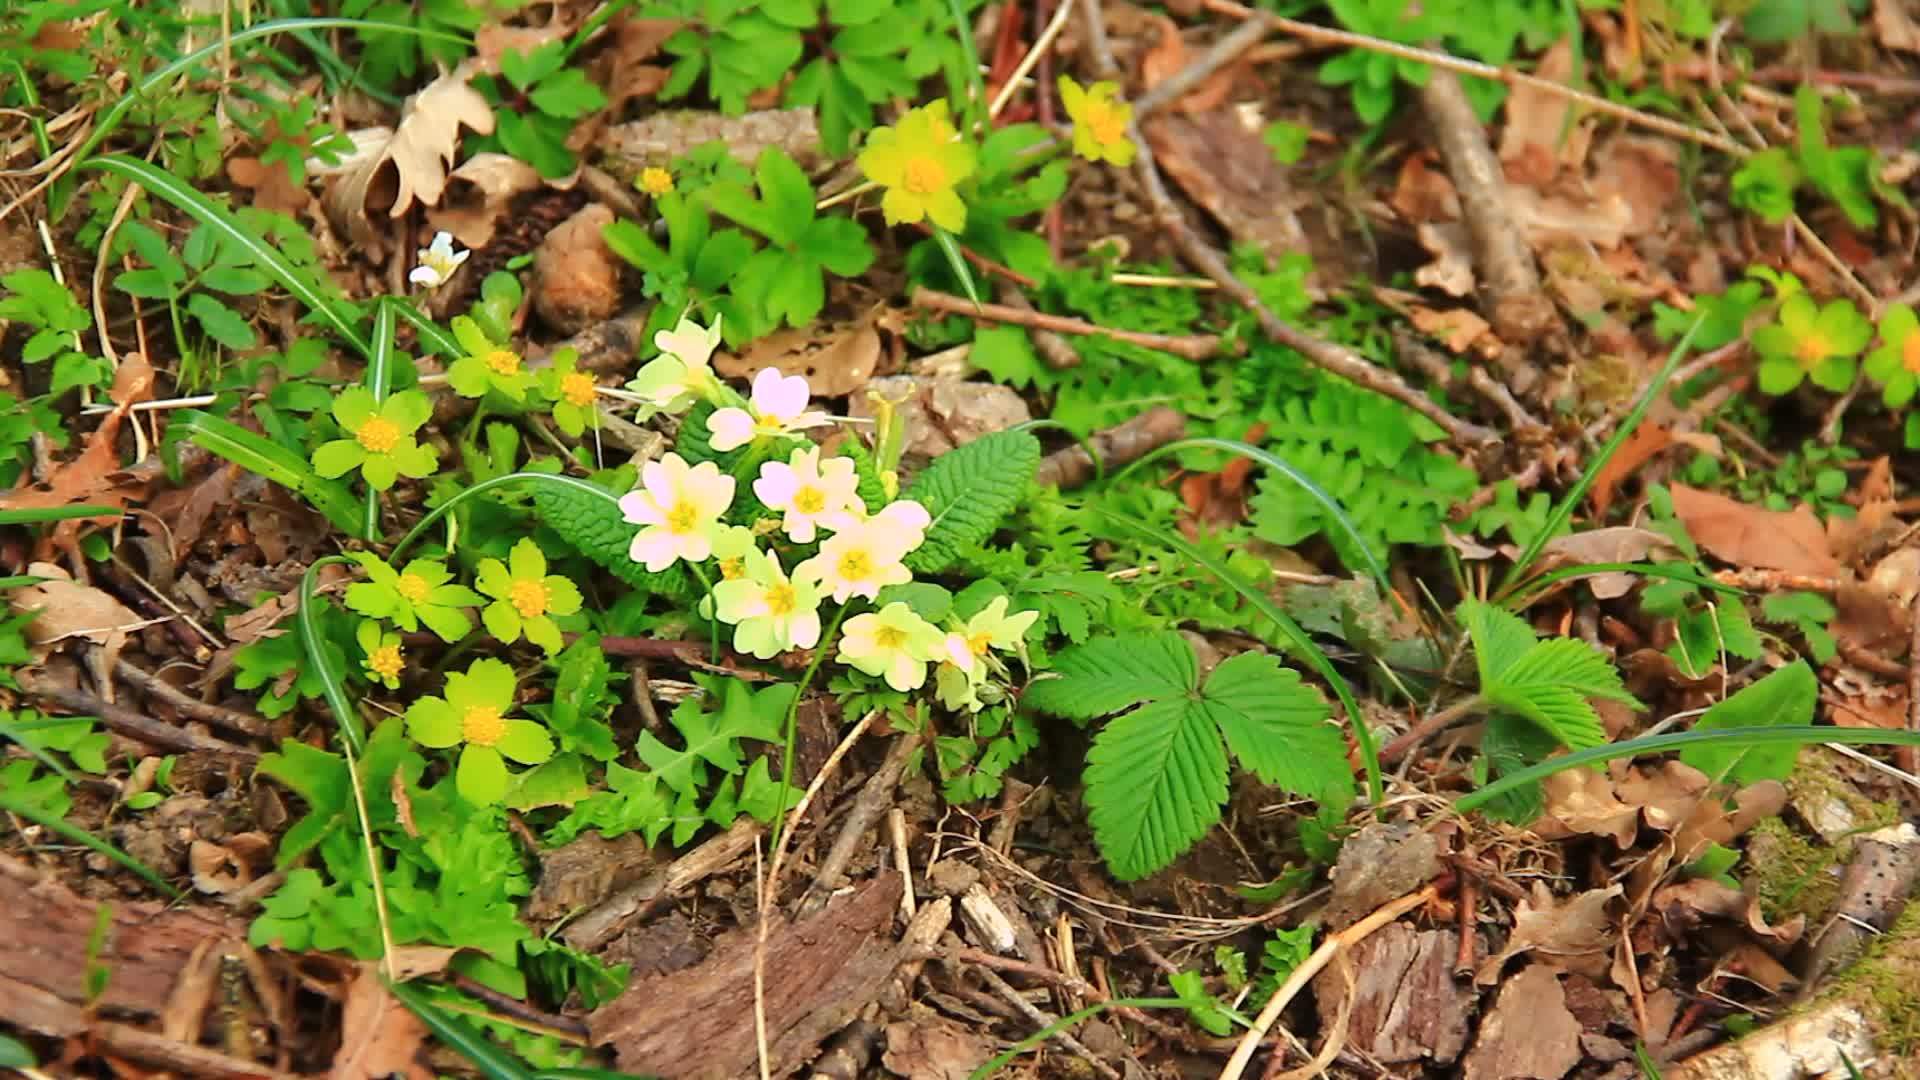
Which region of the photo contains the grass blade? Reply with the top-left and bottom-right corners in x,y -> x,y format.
1503,561 -> 1740,611
1114,437 -> 1391,598
386,979 -> 538,1080
0,505 -> 122,525
173,410 -> 367,538
385,297 -> 463,360
82,155 -> 371,357
1498,313 -> 1707,594
1453,725 -> 1920,815
364,302 -> 397,539
931,227 -> 982,308
1084,505 -> 1384,809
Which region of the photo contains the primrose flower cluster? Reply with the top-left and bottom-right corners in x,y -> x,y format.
618,314 -> 1038,707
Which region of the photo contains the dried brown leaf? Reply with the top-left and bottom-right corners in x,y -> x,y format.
1477,883 -> 1620,985
424,152 -> 545,249
1532,768 -> 1638,847
719,318 -> 882,397
1539,525 -> 1681,599
323,66 -> 496,257
330,964 -> 430,1080
1498,40 -> 1589,186
1668,483 -> 1841,577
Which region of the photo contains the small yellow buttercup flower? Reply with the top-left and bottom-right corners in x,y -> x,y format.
638,167 -> 674,196
1059,76 -> 1136,167
857,101 -> 976,233
357,620 -> 406,690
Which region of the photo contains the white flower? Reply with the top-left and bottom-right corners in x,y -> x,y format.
711,548 -> 824,659
618,452 -> 737,571
627,314 -> 724,417
794,518 -> 915,603
708,368 -> 832,452
409,231 -> 470,289
753,446 -> 863,544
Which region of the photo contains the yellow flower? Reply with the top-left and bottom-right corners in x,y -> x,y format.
357,620 -> 406,690
1058,76 -> 1136,167
838,602 -> 945,691
638,167 -> 674,196
476,538 -> 584,656
857,100 -> 976,233
795,518 -> 915,603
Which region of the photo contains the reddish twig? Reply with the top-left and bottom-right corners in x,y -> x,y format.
914,286 -> 1228,359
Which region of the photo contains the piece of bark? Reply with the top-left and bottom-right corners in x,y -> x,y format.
0,973 -> 295,1079
602,108 -> 824,175
0,856 -> 248,1019
1416,69 -> 1560,347
561,817 -> 760,951
1035,406 -> 1187,489
589,872 -> 904,1079
1799,822 -> 1920,994
1321,822 -> 1441,931
1461,963 -> 1583,1080
1312,923 -> 1472,1065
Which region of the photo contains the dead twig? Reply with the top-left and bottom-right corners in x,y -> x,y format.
1217,886 -> 1438,1080
1134,13 -> 1273,119
975,963 -> 1124,1080
21,672 -> 257,759
560,817 -> 761,950
1036,406 -> 1188,489
1414,69 -> 1559,347
996,285 -> 1081,369
114,659 -> 269,739
912,286 -> 1227,360
800,725 -> 924,916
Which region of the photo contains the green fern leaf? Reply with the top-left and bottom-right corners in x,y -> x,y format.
1084,699 -> 1228,881
901,429 -> 1042,574
835,435 -> 890,512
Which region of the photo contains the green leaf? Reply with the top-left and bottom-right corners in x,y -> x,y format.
113,267 -> 176,300
1680,661 -> 1816,786
756,148 -> 815,245
901,429 -> 1042,574
1462,599 -> 1640,751
1023,630 -> 1197,722
528,68 -> 606,118
174,410 -> 366,538
1199,653 -> 1346,804
1085,699 -> 1228,881
186,292 -> 257,349
256,740 -> 350,867
197,266 -> 271,295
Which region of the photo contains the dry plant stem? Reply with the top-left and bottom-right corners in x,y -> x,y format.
997,284 -> 1081,369
1036,405 -> 1188,489
114,659 -> 268,738
1072,1 -> 1495,446
1819,372 -> 1867,445
1906,590 -> 1920,775
560,817 -> 761,950
1217,886 -> 1437,1080
1197,0 -> 1747,156
976,964 -> 1125,1080
1134,13 -> 1274,119
913,286 -> 1226,359
800,726 -> 924,915
21,673 -> 257,759
1709,568 -> 1843,593
754,709 -> 883,1080
1395,331 -> 1542,431
1377,696 -> 1483,766
1414,68 -> 1558,346
1266,953 -> 1354,1080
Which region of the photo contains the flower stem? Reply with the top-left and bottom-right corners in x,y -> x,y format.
770,602 -> 851,850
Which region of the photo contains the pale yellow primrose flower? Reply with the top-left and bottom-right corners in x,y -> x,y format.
711,548 -> 823,659
708,368 -> 832,452
753,446 -> 863,544
409,230 -> 470,289
627,314 -> 724,417
941,597 -> 1040,676
796,517 -> 918,602
839,602 -> 945,691
619,452 -> 736,571
822,496 -> 931,547
711,524 -> 759,581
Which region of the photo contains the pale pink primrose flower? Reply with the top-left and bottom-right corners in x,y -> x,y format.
823,496 -> 931,549
707,369 -> 832,452
618,452 -> 736,571
794,518 -> 915,602
753,446 -> 861,543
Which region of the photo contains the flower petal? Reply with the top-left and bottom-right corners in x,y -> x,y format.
361,454 -> 400,491
311,440 -> 366,479
456,745 -> 509,805
523,614 -> 563,656
465,657 -> 520,710
482,599 -> 523,644
544,576 -> 583,616
630,528 -> 682,572
333,386 -> 376,430
509,537 -> 545,581
407,698 -> 462,748
495,719 -> 554,765
707,407 -> 756,452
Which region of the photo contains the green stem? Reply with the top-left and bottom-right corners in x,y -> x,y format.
969,998 -> 1195,1080
687,561 -> 720,663
363,301 -> 396,540
770,602 -> 852,849
389,472 -> 619,562
299,555 -> 364,753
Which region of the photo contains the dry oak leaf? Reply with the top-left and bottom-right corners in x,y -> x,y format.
717,315 -> 883,397
330,963 -> 432,1080
9,561 -> 149,682
1498,39 -> 1590,187
1475,882 -> 1622,985
1668,482 -> 1841,577
1532,767 -> 1639,847
1139,14 -> 1237,114
324,65 -> 495,255
1538,525 -> 1681,599
424,152 -> 545,250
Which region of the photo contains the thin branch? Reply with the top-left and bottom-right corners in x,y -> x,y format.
913,286 -> 1228,360
1135,13 -> 1274,119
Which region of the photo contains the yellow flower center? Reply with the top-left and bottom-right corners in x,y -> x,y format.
967,631 -> 992,656
793,485 -> 827,514
837,549 -> 873,582
356,416 -> 401,454
561,371 -> 598,408
903,156 -> 947,196
1902,333 -> 1920,376
509,578 -> 549,619
369,644 -> 404,681
666,500 -> 701,534
639,167 -> 674,196
874,625 -> 907,649
485,349 -> 522,377
396,573 -> 432,605
755,413 -> 787,436
1794,332 -> 1829,366
766,582 -> 797,616
718,556 -> 745,580
462,706 -> 505,747
1083,99 -> 1127,147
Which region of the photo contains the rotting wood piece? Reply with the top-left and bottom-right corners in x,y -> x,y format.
590,872 -> 905,1079
1311,923 -> 1472,1065
0,856 -> 248,1020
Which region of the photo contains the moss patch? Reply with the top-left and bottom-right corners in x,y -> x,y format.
1833,899 -> 1920,1060
1748,816 -> 1844,925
